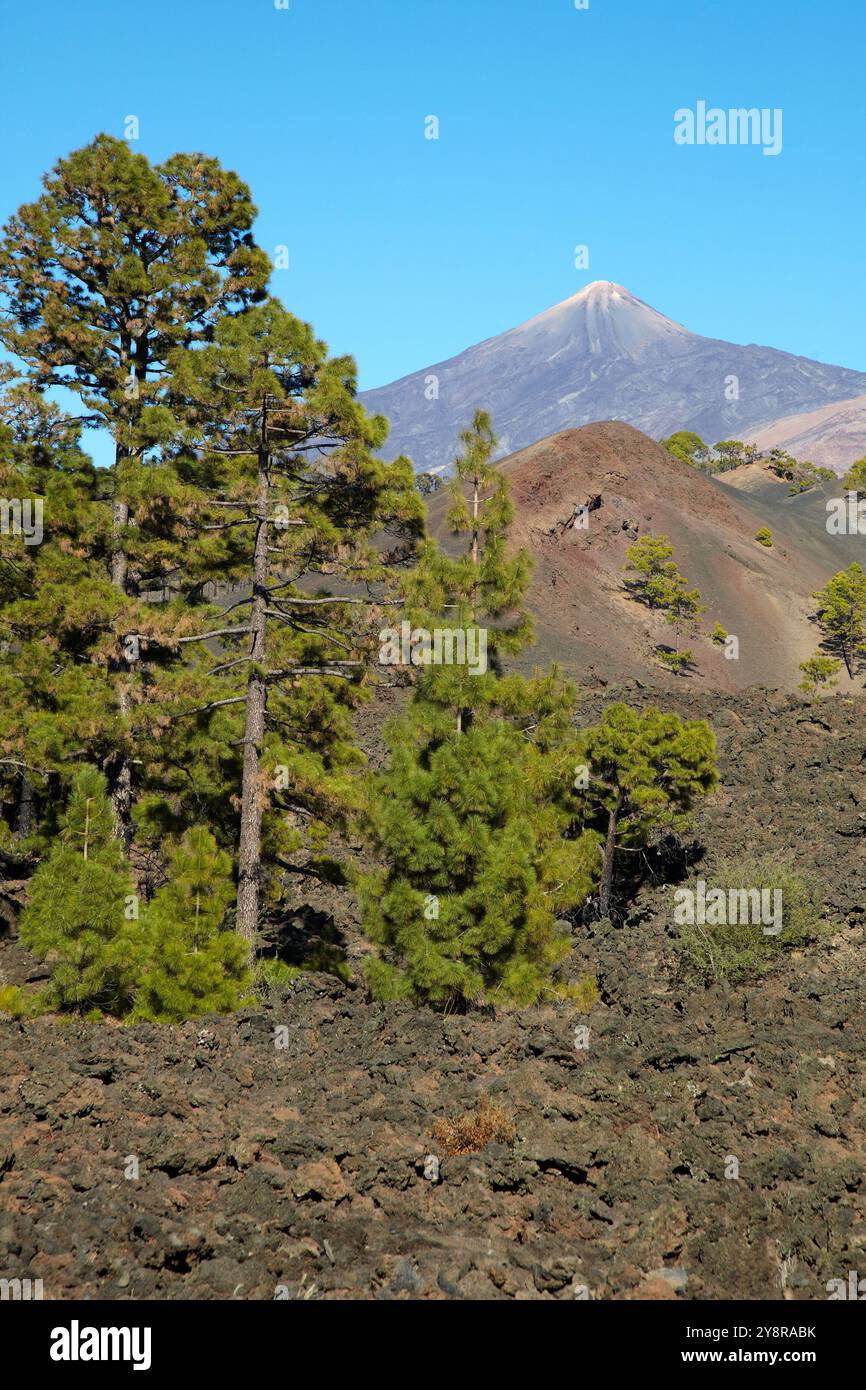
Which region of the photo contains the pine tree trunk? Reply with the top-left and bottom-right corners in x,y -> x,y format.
457,475 -> 481,736
471,476 -> 479,584
110,496 -> 129,590
14,773 -> 33,839
236,416 -> 270,966
107,443 -> 134,847
598,795 -> 622,918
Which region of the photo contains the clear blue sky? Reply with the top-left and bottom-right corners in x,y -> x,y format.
1,0 -> 863,404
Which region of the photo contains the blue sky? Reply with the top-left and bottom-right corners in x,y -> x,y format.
1,0 -> 864,409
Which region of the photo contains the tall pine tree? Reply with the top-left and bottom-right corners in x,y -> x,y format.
0,135 -> 270,841
166,299 -> 423,964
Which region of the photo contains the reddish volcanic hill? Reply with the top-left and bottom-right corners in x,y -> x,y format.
427,421 -> 862,691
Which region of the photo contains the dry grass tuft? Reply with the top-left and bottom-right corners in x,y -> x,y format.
432,1094 -> 516,1156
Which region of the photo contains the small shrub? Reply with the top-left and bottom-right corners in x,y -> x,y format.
432,1094 -> 516,1156
710,622 -> 728,646
755,526 -> 773,547
0,984 -> 46,1019
798,655 -> 842,699
567,971 -> 600,1011
254,957 -> 300,1004
676,857 -> 824,983
657,646 -> 695,674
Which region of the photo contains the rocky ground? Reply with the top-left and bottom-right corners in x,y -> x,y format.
1,688 -> 864,1300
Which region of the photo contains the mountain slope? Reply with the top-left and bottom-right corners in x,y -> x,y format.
750,393 -> 866,473
362,283 -> 866,475
427,420 -> 862,691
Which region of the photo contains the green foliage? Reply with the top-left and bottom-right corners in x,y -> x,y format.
0,378 -> 126,844
710,622 -> 729,646
0,983 -> 47,1019
676,858 -> 824,983
19,785 -> 250,1021
0,135 -> 274,858
577,704 -> 718,840
0,136 -> 425,1000
360,708 -> 599,1008
755,526 -> 773,547
0,138 -> 800,1031
623,534 -> 678,609
659,431 -> 710,469
624,534 -> 705,672
657,646 -> 696,674
132,828 -> 249,1022
811,563 -> 866,678
0,134 -> 269,448
18,767 -> 141,1014
569,972 -> 601,1012
167,297 -> 423,952
765,448 -> 834,494
765,447 -> 798,481
660,436 -> 761,475
416,471 -> 445,496
841,456 -> 866,498
576,702 -> 719,915
712,439 -> 759,472
361,420 -> 598,1008
254,957 -> 301,1005
798,655 -> 842,699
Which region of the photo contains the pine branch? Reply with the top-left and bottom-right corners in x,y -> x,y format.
176,626 -> 253,644
265,663 -> 362,681
171,695 -> 247,720
0,758 -> 50,780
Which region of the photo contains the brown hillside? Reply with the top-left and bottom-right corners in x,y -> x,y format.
428,421 -> 857,691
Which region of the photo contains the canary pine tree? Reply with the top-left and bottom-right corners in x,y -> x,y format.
0,373 -> 125,849
0,135 -> 270,842
841,457 -> 866,498
18,766 -> 141,1014
360,413 -> 599,1009
133,828 -> 249,1022
798,655 -> 842,700
624,534 -> 704,673
0,371 -> 205,865
166,299 -> 423,964
576,703 -> 718,918
811,563 -> 866,678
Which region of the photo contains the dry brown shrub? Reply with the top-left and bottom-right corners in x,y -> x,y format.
432,1094 -> 516,1156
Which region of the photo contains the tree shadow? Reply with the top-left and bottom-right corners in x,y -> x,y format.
260,904 -> 351,982
654,643 -> 699,677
